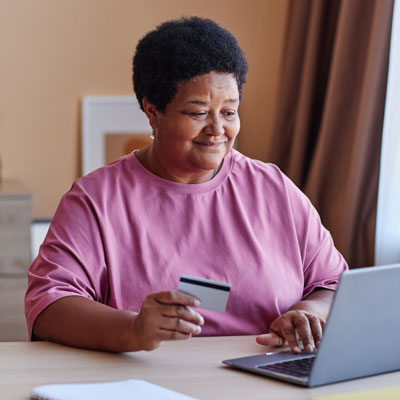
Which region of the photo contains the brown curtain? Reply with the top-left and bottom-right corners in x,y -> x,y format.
268,0 -> 394,267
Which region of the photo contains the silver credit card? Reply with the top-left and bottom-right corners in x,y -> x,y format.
178,274 -> 231,313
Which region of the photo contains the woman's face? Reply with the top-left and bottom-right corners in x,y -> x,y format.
144,71 -> 240,182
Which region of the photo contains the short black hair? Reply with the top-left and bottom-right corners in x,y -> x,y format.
133,17 -> 248,112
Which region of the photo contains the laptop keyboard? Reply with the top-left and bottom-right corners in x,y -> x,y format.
258,356 -> 316,377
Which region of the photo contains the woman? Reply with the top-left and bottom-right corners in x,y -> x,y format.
25,17 -> 347,353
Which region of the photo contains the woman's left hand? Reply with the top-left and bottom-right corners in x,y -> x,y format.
256,310 -> 325,354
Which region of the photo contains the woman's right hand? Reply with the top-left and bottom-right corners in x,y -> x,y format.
132,291 -> 204,351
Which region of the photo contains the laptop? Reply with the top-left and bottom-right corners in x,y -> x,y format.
223,263 -> 400,387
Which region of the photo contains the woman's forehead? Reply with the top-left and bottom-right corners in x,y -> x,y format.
175,72 -> 239,102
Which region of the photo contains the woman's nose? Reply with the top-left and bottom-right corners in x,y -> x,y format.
206,116 -> 225,136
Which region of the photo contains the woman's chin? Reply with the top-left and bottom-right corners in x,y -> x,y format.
191,146 -> 229,167
191,154 -> 225,172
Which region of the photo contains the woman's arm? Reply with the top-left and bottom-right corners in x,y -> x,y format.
256,289 -> 334,353
33,291 -> 204,352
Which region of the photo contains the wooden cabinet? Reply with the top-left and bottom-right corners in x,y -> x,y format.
0,277 -> 28,341
0,180 -> 31,340
0,180 -> 32,275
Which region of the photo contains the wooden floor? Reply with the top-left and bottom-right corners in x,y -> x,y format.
0,276 -> 29,341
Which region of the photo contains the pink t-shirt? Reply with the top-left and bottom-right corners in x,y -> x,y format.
25,150 -> 348,339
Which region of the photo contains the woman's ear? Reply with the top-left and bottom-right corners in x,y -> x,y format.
142,98 -> 159,130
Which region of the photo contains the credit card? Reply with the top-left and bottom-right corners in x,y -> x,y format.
178,274 -> 231,313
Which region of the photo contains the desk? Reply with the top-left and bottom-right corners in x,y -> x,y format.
1,336 -> 399,399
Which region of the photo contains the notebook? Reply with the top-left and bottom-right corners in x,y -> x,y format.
31,379 -> 197,400
223,263 -> 400,387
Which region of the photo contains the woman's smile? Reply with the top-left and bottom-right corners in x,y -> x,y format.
193,140 -> 226,148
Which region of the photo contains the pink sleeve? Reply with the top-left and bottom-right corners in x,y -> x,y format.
25,181 -> 109,339
283,174 -> 348,299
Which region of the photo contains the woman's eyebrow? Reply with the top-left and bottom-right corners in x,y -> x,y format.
225,98 -> 239,103
185,98 -> 239,105
186,100 -> 209,105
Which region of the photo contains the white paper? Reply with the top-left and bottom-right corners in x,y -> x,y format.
31,379 -> 197,400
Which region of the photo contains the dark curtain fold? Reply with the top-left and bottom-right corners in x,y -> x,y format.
268,0 -> 394,267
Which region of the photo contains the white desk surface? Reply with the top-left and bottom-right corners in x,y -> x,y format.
1,335 -> 399,399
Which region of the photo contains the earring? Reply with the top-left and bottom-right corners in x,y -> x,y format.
150,129 -> 155,140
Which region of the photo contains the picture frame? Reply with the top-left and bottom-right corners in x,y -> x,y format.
81,96 -> 151,175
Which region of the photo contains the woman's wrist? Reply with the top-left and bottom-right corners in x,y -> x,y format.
287,289 -> 335,321
122,311 -> 142,352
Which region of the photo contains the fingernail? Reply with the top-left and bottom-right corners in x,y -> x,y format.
316,340 -> 321,348
294,346 -> 301,353
199,316 -> 205,325
195,326 -> 202,334
193,299 -> 201,307
306,344 -> 313,352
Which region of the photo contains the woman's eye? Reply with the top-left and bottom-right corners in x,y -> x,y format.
223,110 -> 237,117
189,112 -> 207,116
186,112 -> 208,119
